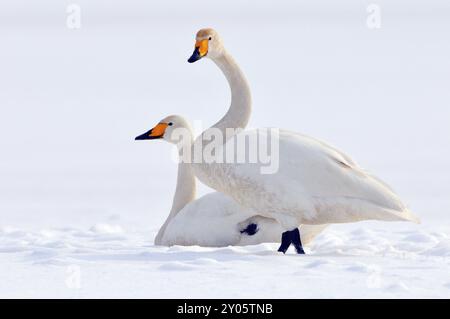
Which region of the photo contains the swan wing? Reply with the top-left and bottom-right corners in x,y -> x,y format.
161,192 -> 290,247
160,191 -> 329,246
202,129 -> 419,227
160,192 -> 248,247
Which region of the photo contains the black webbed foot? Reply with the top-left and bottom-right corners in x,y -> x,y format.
240,223 -> 259,236
278,228 -> 305,254
291,228 -> 305,254
277,230 -> 292,253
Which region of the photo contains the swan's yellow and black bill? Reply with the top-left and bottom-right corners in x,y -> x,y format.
135,123 -> 168,140
188,39 -> 208,63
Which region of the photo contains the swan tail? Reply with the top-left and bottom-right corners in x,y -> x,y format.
360,205 -> 421,224
311,197 -> 420,225
387,208 -> 421,224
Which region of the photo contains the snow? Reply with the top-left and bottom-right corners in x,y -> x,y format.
1,223 -> 449,298
1,0 -> 449,298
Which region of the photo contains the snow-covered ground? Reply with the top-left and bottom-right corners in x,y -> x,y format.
1,223 -> 449,298
1,1 -> 449,298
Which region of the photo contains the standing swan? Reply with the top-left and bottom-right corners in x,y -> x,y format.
187,28 -> 420,254
135,115 -> 328,247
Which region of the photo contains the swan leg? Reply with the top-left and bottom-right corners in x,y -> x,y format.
277,228 -> 305,254
291,228 -> 305,254
277,230 -> 293,254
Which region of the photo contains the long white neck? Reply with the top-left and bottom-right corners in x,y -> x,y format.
154,138 -> 196,245
204,50 -> 252,139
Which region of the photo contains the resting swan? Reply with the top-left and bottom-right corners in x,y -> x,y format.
135,115 -> 328,247
186,28 -> 420,254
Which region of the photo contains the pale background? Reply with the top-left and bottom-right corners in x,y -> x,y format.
0,0 -> 449,298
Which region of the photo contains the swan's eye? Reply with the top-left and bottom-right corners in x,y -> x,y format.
208,37 -> 212,41
168,122 -> 173,126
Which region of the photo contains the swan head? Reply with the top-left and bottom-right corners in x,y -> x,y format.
188,28 -> 224,63
135,115 -> 193,145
